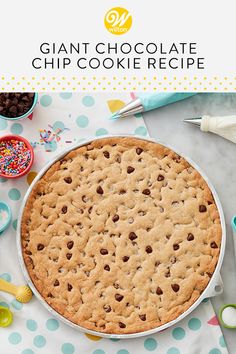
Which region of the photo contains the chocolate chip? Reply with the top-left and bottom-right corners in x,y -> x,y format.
67,284 -> 73,291
25,250 -> 32,255
66,253 -> 72,260
142,189 -> 151,195
156,287 -> 163,295
171,284 -> 180,292
37,244 -> 44,251
54,279 -> 59,286
210,241 -> 218,249
103,151 -> 110,158
103,305 -> 111,313
67,241 -> 74,249
112,214 -> 119,222
157,174 -> 164,181
113,283 -> 119,289
139,314 -> 146,321
127,166 -> 135,174
146,245 -> 153,253
100,248 -> 108,255
173,244 -> 179,251
170,256 -> 177,264
96,186 -> 104,194
9,105 -> 17,114
199,205 -> 207,212
136,147 -> 143,155
165,269 -> 171,278
62,206 -> 67,214
123,256 -> 129,262
119,322 -> 126,328
64,177 -> 72,184
129,232 -> 137,241
116,155 -> 121,163
187,233 -> 194,241
119,189 -> 126,194
115,294 -> 124,302
104,264 -> 110,271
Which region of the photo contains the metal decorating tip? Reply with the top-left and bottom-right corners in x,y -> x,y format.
110,113 -> 121,120
183,117 -> 202,126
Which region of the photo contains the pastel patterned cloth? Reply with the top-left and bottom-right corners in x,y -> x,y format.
0,93 -> 228,354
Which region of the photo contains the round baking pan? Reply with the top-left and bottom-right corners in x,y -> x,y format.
16,135 -> 226,339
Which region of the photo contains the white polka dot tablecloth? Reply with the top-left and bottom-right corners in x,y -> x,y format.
0,93 -> 228,354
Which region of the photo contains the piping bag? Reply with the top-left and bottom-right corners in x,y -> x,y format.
184,115 -> 236,144
110,93 -> 196,119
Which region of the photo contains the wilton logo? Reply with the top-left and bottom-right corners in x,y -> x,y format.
104,7 -> 132,35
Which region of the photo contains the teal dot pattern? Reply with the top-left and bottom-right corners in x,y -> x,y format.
26,319 -> 38,332
0,177 -> 7,182
33,335 -> 46,348
209,349 -> 222,354
0,118 -> 8,130
8,332 -> 22,345
53,121 -> 65,131
188,318 -> 201,331
40,95 -> 52,107
167,348 -> 181,354
59,93 -> 72,100
95,128 -> 108,136
219,335 -> 226,348
144,338 -> 158,351
134,125 -> 148,136
0,93 -> 227,354
61,343 -> 75,354
8,188 -> 21,201
46,318 -> 59,331
11,122 -> 23,135
76,115 -> 89,128
12,219 -> 17,230
82,95 -> 95,107
22,349 -> 35,354
172,327 -> 186,340
11,299 -> 23,310
109,338 -> 120,342
0,272 -> 11,282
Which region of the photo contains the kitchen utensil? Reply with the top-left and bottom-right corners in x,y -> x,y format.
0,278 -> 32,303
219,304 -> 236,329
0,201 -> 12,235
0,306 -> 13,327
110,93 -> 196,119
184,115 -> 236,144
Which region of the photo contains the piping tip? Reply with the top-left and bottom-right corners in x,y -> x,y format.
109,112 -> 121,120
183,117 -> 202,126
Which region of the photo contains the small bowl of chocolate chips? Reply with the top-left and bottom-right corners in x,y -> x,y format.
0,92 -> 38,120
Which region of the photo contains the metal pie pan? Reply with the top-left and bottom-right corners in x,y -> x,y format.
16,135 -> 226,339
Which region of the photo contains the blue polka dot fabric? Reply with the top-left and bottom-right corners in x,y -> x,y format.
0,93 -> 228,353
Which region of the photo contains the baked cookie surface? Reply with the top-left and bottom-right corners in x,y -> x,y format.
21,137 -> 222,334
